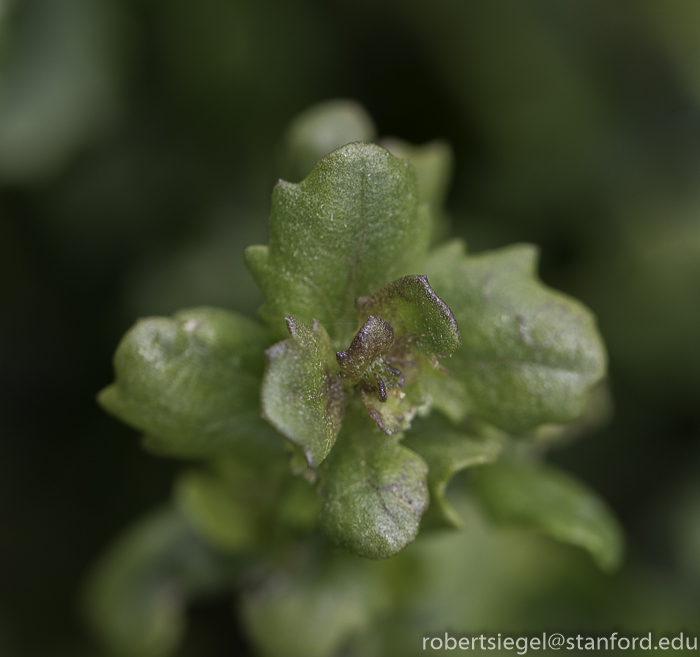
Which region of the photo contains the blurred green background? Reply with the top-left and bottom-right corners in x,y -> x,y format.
2,0 -> 700,654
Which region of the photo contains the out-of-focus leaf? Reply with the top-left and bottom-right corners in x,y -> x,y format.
472,461 -> 624,572
586,193 -> 700,400
261,317 -> 344,468
98,307 -> 282,460
403,414 -> 503,529
380,137 -> 453,243
279,99 -> 377,182
241,550 -> 389,657
274,473 -> 322,536
638,0 -> 700,107
0,0 -> 127,182
83,508 -> 236,657
318,407 -> 429,559
174,470 -> 259,554
531,380 -> 613,448
425,240 -> 606,434
245,142 -> 431,345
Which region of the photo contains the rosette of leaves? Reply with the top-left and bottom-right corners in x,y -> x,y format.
93,102 -> 622,657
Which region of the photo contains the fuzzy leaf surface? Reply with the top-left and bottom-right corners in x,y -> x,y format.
98,308 -> 282,460
261,317 -> 344,468
403,415 -> 503,529
336,315 -> 394,384
318,408 -> 429,559
355,274 -> 461,361
472,461 -> 624,572
245,142 -> 431,345
425,241 -> 607,434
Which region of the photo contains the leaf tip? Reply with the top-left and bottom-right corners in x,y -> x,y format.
96,384 -> 119,415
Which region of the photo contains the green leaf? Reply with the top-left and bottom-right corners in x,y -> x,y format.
274,473 -> 322,537
355,274 -> 461,362
82,508 -> 235,657
472,461 -> 624,572
241,549 -> 388,657
245,142 -> 431,345
278,99 -> 377,182
261,317 -> 344,468
425,240 -> 607,434
380,137 -> 454,243
318,407 -> 429,559
98,307 -> 283,460
174,470 -> 260,554
403,414 -> 503,529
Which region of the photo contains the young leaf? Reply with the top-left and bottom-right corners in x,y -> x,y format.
98,308 -> 283,460
245,142 -> 431,345
318,408 -> 429,559
360,380 -> 427,436
336,315 -> 394,384
261,317 -> 344,468
472,461 -> 624,572
279,99 -> 377,182
425,240 -> 607,434
342,275 -> 460,436
403,414 -> 503,529
355,274 -> 461,362
82,508 -> 236,657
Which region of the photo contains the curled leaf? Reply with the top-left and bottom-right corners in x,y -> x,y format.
355,274 -> 461,361
261,317 -> 344,468
336,315 -> 394,384
344,275 -> 461,435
